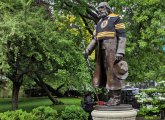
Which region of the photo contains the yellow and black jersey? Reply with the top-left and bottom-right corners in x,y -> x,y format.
96,13 -> 126,40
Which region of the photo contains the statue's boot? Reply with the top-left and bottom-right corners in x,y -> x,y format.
106,89 -> 121,106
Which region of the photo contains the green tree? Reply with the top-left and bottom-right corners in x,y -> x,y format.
0,0 -> 90,110
0,0 -> 60,110
1,0 -> 164,111
119,0 -> 165,82
55,0 -> 165,82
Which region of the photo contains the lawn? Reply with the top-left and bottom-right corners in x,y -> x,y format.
0,97 -> 81,113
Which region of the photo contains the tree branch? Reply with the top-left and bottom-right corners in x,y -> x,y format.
79,14 -> 93,35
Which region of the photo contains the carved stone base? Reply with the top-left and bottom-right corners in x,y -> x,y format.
91,104 -> 137,120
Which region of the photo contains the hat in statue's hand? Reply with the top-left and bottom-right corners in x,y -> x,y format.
113,60 -> 128,80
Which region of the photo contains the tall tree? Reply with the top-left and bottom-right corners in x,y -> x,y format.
0,0 -> 90,110
54,0 -> 165,83
119,0 -> 165,82
0,0 -> 58,110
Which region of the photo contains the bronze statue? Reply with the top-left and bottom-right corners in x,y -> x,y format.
83,2 -> 128,106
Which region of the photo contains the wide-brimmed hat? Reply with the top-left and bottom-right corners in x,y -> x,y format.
113,60 -> 128,80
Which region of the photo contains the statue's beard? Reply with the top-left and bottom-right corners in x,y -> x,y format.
98,11 -> 108,18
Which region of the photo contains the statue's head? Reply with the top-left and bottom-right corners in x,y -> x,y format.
97,2 -> 112,18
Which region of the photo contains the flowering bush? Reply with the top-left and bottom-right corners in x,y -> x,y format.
135,81 -> 165,120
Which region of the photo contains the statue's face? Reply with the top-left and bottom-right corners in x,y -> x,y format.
98,6 -> 108,18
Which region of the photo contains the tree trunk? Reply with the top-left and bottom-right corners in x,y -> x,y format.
33,77 -> 61,105
12,81 -> 21,110
45,83 -> 64,97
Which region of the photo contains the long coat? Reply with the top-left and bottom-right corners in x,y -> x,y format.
92,37 -> 123,90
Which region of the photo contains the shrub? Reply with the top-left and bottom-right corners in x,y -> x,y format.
0,109 -> 37,120
135,82 -> 165,120
31,106 -> 58,120
61,105 -> 88,120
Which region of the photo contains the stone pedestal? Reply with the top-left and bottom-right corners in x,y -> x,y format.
91,104 -> 137,120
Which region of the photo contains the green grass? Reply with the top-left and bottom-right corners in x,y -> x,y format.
0,97 -> 81,113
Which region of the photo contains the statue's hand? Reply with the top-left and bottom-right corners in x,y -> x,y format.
82,49 -> 89,59
115,53 -> 123,61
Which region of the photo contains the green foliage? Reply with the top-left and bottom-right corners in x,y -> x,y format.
0,103 -> 89,120
122,0 -> 165,82
0,0 -> 91,96
61,105 -> 88,120
0,109 -> 37,120
135,82 -> 165,119
54,0 -> 165,83
0,0 -> 164,111
31,106 -> 58,120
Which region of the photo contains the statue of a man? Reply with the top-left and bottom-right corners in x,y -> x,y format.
83,2 -> 128,106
